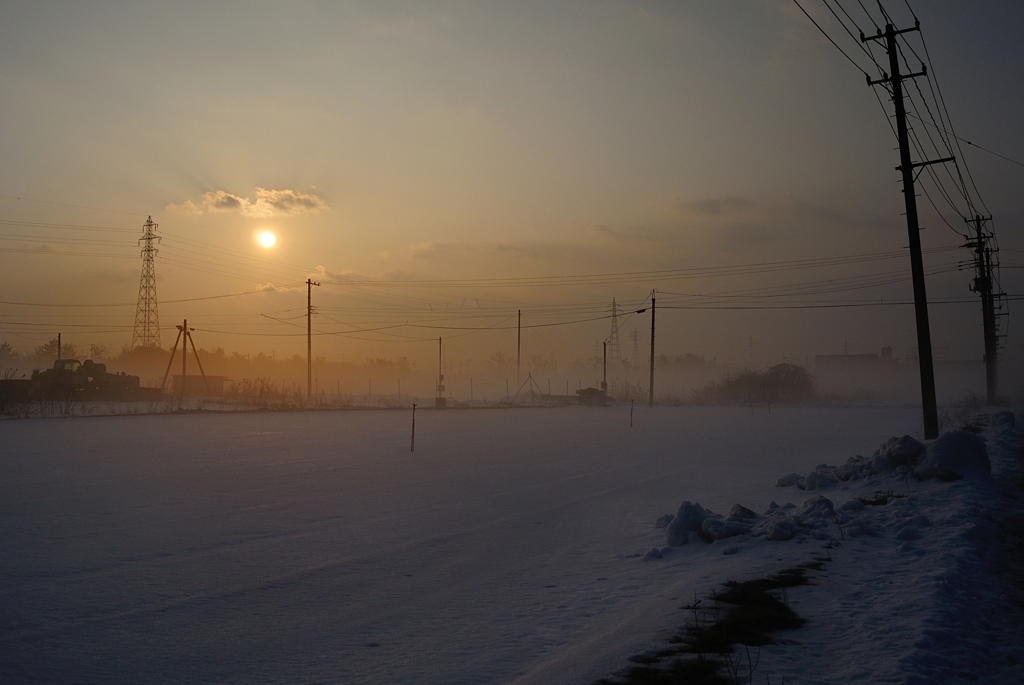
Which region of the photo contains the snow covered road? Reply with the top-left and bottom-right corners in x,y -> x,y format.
0,406 -> 944,683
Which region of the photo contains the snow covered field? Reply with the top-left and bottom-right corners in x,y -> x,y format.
1,406 -> 1020,684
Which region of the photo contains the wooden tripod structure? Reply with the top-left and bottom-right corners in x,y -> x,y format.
159,318 -> 209,397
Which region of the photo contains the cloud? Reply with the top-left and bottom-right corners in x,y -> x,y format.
165,199 -> 202,215
203,190 -> 249,213
168,188 -> 329,218
250,188 -> 328,217
312,265 -> 421,284
254,282 -> 303,293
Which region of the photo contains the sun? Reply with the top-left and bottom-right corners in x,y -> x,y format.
257,230 -> 277,248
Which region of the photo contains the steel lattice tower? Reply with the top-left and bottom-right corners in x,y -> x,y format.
131,216 -> 162,349
607,298 -> 622,367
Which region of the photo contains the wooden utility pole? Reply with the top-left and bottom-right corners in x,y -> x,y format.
306,278 -> 320,403
185,323 -> 209,394
410,404 -> 416,452
863,23 -> 949,439
436,337 -> 446,408
648,293 -> 655,408
602,341 -> 607,393
159,327 -> 183,391
965,215 -> 998,403
181,318 -> 187,398
517,309 -> 521,389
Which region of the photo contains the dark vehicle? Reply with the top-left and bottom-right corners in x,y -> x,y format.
576,386 -> 607,406
30,359 -> 160,401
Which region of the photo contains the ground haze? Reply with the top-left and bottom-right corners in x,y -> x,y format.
1,405 -> 920,684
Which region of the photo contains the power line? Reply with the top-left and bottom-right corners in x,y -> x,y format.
792,0 -> 871,75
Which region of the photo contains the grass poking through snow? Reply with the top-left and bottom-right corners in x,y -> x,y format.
598,562 -> 826,685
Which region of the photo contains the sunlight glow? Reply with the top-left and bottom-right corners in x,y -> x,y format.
257,230 -> 277,248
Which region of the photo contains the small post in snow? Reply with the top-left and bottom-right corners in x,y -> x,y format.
410,403 -> 416,452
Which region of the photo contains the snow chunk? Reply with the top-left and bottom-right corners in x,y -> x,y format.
665,502 -> 707,546
729,504 -> 757,519
654,513 -> 674,529
777,473 -> 802,487
700,518 -> 751,542
914,430 -> 990,481
839,498 -> 865,512
777,434 -> 927,489
895,525 -> 923,541
873,435 -> 926,468
793,494 -> 836,521
764,520 -> 795,541
990,410 -> 1014,427
801,469 -> 837,490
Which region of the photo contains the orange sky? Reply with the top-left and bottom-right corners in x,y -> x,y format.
1,1 -> 1021,381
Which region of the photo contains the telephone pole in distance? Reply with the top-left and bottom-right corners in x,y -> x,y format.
635,290 -> 655,409
965,215 -> 998,403
307,278 -> 320,403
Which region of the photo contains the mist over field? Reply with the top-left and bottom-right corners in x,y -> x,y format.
2,1 -> 1024,683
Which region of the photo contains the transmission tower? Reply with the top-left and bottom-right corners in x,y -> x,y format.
630,328 -> 641,369
131,216 -> 162,349
607,299 -> 622,367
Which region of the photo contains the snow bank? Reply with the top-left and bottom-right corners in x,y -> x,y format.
645,412 -> 1024,685
914,430 -> 990,481
775,429 -> 991,490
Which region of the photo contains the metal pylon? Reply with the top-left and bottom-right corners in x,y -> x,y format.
607,298 -> 622,367
131,216 -> 162,349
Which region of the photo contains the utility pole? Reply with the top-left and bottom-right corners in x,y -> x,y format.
863,23 -> 950,439
57,333 -> 61,361
517,309 -> 521,390
436,337 -> 446,408
648,293 -> 655,408
602,341 -> 607,393
306,278 -> 320,403
635,292 -> 656,408
156,319 -> 206,395
410,404 -> 416,452
965,215 -> 998,403
181,318 -> 187,398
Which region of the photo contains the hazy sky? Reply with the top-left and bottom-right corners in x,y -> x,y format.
1,1 -> 1021,378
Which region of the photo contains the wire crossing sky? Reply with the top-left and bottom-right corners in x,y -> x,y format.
0,0 -> 1021,374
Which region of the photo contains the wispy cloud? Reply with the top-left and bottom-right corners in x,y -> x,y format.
166,188 -> 328,218
255,282 -> 303,293
250,188 -> 328,217
164,199 -> 202,215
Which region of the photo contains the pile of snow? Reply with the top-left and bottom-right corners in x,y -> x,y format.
637,412 -> 1024,684
776,429 -> 992,490
660,496 -> 840,548
658,427 -> 998,552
